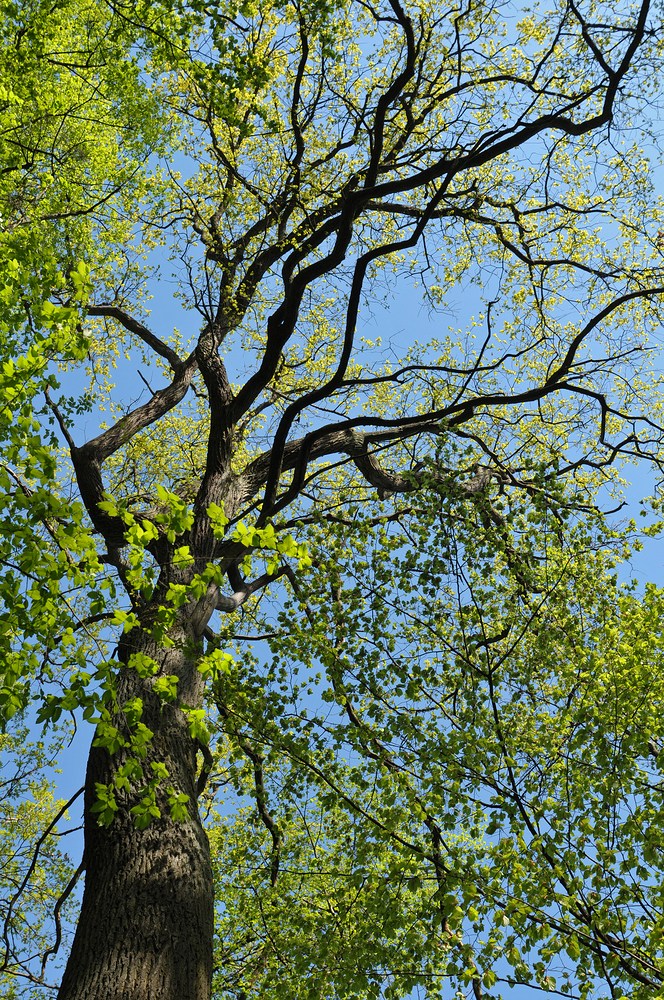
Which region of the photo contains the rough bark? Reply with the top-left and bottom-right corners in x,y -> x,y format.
57,625 -> 214,1000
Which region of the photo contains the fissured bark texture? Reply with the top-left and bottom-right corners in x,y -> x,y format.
57,633 -> 214,1000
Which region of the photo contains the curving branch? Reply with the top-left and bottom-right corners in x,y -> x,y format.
234,277 -> 664,520
214,564 -> 290,612
70,352 -> 199,545
1,786 -> 84,975
39,860 -> 85,978
87,305 -> 184,371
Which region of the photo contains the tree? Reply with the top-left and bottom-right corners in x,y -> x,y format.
0,728 -> 78,998
4,0 -> 664,997
205,511 -> 664,1000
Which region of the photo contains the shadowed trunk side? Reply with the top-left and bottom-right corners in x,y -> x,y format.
57,625 -> 214,1000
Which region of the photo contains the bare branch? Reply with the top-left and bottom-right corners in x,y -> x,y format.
87,305 -> 183,371
1,787 -> 84,974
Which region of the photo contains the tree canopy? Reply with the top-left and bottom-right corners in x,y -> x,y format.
3,0 -> 664,997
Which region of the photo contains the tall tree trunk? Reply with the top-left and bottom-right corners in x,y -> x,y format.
57,624 -> 214,1000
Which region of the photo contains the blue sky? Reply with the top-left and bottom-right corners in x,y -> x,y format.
17,81 -> 664,991
34,254 -> 664,998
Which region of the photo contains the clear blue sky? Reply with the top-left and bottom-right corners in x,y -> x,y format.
31,167 -> 664,999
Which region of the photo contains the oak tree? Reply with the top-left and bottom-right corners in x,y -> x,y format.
4,0 -> 664,998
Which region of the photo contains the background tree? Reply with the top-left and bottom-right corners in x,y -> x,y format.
205,504 -> 664,1000
0,728 -> 78,999
4,0 -> 664,998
